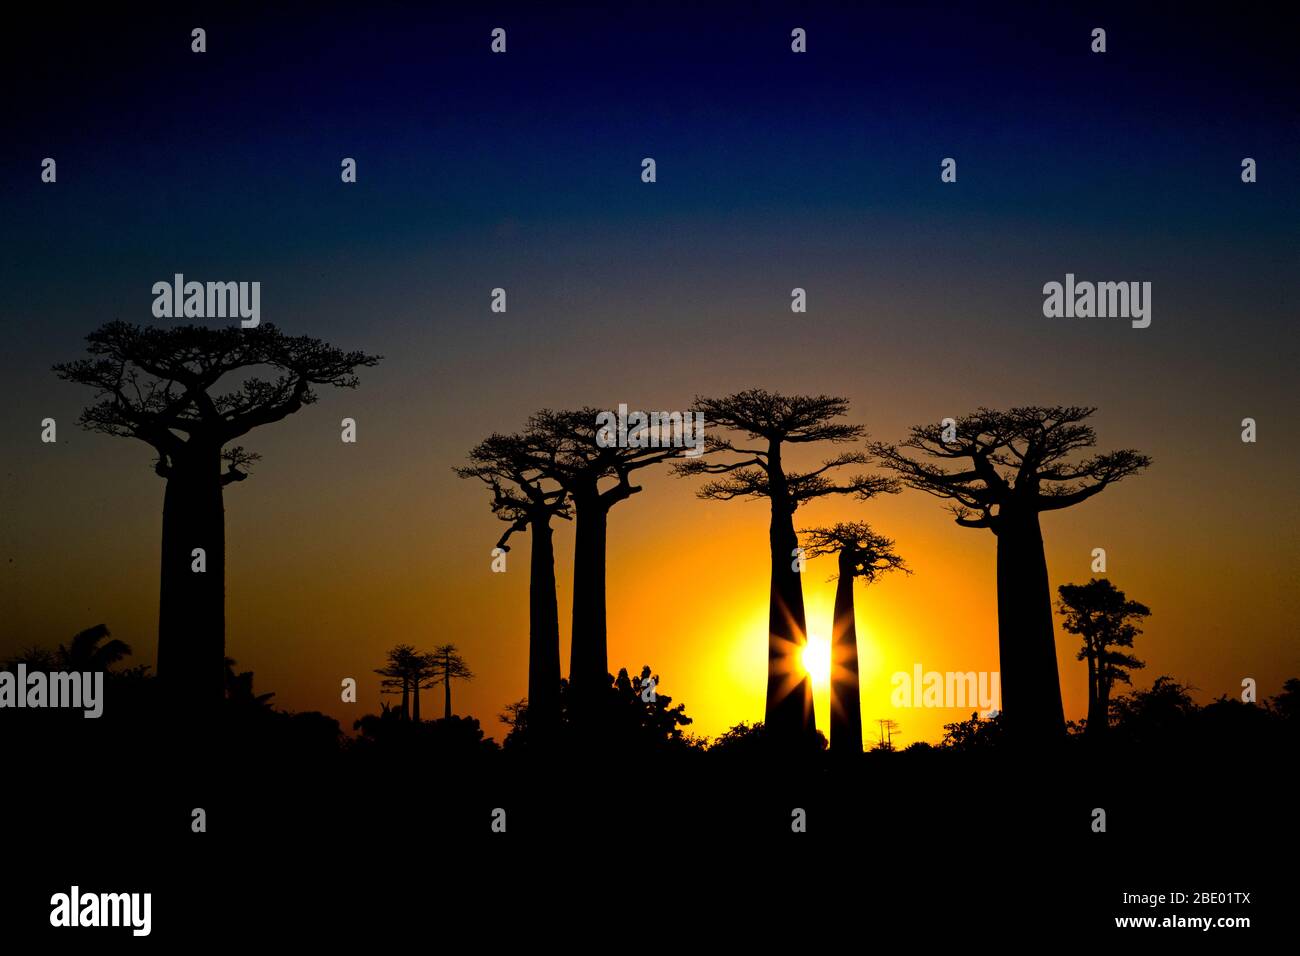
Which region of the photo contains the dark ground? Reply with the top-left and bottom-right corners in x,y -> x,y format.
3,734 -> 1288,944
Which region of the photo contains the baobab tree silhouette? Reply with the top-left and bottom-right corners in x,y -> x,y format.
675,390 -> 898,744
1057,578 -> 1149,738
800,522 -> 908,755
871,406 -> 1150,743
375,644 -> 439,721
523,408 -> 684,719
456,432 -> 569,737
430,644 -> 473,719
53,321 -> 380,709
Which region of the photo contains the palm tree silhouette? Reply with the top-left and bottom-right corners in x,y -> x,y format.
56,624 -> 132,671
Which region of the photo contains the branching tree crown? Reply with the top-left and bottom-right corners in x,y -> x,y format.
53,321 -> 380,481
674,390 -> 898,509
455,432 -> 571,550
375,645 -> 438,698
525,407 -> 686,505
870,406 -> 1150,531
800,522 -> 909,583
1058,578 -> 1149,689
430,644 -> 474,686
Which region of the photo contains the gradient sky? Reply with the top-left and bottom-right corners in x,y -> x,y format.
2,4 -> 1297,744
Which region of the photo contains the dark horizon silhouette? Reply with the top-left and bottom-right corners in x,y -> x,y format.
34,350 -> 1168,751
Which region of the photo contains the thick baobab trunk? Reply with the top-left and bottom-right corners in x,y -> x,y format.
765,454 -> 815,742
157,446 -> 227,710
412,679 -> 421,722
443,661 -> 453,719
569,497 -> 609,701
528,517 -> 562,736
994,510 -> 1066,742
829,553 -> 862,754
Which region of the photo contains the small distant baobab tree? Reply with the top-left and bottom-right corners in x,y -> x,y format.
431,644 -> 474,719
456,432 -> 569,736
675,390 -> 898,743
1057,578 -> 1149,737
801,522 -> 908,755
54,321 -> 380,708
524,408 -> 684,712
375,644 -> 439,721
874,718 -> 901,751
871,406 -> 1150,743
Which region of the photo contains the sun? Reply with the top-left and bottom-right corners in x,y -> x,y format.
800,634 -> 832,690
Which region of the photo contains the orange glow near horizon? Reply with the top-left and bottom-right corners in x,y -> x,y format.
6,348 -> 1297,749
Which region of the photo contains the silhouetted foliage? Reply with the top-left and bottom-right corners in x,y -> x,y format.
498,698 -> 530,751
350,707 -> 498,762
707,720 -> 827,760
57,624 -> 133,671
1108,675 -> 1197,745
942,711 -> 1007,751
224,656 -> 275,711
501,665 -> 694,754
1271,679 -> 1300,722
1057,578 -> 1149,737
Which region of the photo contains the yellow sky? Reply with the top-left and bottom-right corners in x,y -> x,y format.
8,392 -> 1294,748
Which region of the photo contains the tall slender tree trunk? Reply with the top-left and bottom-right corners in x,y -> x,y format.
830,552 -> 862,754
412,680 -> 421,722
157,443 -> 226,711
444,657 -> 452,719
528,516 -> 562,736
1084,649 -> 1104,736
1091,670 -> 1112,736
994,509 -> 1066,742
401,677 -> 410,720
570,494 -> 609,703
765,451 -> 815,742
